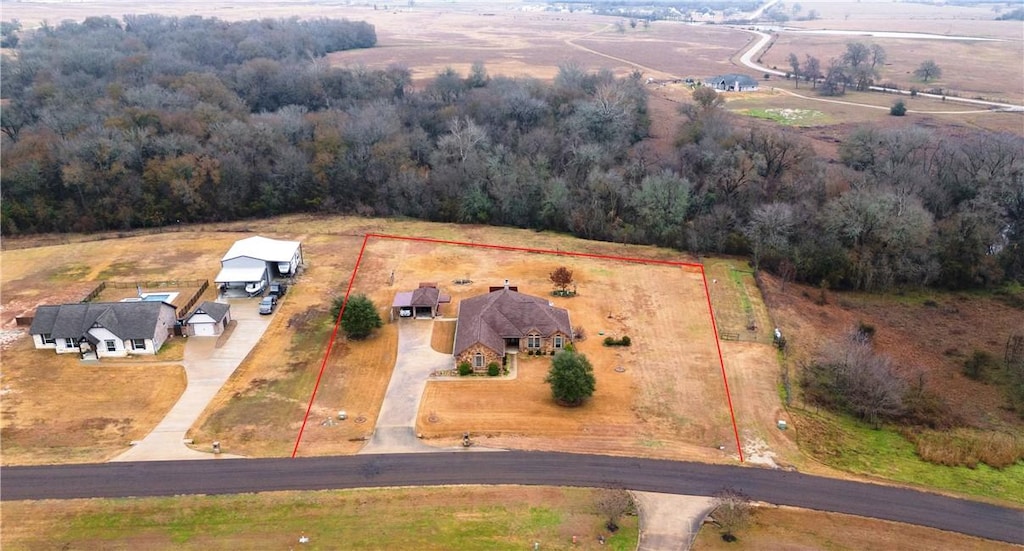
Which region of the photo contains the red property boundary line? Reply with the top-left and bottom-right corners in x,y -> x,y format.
292,232 -> 744,462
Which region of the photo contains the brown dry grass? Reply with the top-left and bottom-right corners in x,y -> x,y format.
758,271 -> 1022,428
692,505 -> 1019,551
430,319 -> 456,354
0,338 -> 186,465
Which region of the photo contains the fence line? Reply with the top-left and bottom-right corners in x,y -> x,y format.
80,281 -> 107,303
105,279 -> 207,290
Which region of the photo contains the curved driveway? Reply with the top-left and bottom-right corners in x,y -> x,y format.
2,452 -> 1021,544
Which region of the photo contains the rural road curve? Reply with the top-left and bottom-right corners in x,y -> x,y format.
735,28 -> 1024,112
3,452 -> 1022,545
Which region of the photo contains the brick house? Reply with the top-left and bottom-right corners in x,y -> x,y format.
453,285 -> 572,371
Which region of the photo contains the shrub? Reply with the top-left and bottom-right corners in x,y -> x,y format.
603,336 -> 632,347
487,362 -> 500,376
457,361 -> 473,376
856,321 -> 875,341
890,100 -> 907,116
963,350 -> 998,381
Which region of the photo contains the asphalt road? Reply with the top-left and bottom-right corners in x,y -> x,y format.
3,452 -> 1022,544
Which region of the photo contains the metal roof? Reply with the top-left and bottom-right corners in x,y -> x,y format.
221,236 -> 301,263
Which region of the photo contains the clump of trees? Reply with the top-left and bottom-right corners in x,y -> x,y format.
546,349 -> 596,406
2,16 -> 1022,295
786,41 -> 885,95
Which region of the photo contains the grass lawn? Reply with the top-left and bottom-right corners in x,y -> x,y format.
792,408 -> 1024,505
692,505 -> 1018,550
0,486 -> 638,551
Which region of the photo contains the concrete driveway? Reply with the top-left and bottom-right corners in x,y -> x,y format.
112,299 -> 271,461
634,492 -> 717,550
360,320 -> 453,454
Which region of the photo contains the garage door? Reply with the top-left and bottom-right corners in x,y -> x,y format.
192,322 -> 216,337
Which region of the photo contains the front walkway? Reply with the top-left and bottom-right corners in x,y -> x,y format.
112,299 -> 270,461
360,320 -> 455,454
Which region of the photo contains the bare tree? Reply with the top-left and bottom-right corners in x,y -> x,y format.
801,332 -> 908,427
711,488 -> 752,542
914,60 -> 942,82
595,488 -> 634,532
787,53 -> 801,87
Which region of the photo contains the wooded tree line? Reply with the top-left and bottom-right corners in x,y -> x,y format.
1,16 -> 1021,291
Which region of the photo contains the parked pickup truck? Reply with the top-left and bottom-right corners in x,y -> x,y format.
269,282 -> 287,298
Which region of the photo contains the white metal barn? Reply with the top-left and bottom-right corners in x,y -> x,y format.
215,236 -> 303,293
185,301 -> 232,337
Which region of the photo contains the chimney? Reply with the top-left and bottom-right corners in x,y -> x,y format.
504,279 -> 509,290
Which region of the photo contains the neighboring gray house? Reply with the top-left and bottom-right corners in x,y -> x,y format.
215,236 -> 303,294
453,285 -> 572,371
29,301 -> 177,358
706,73 -> 759,92
185,301 -> 232,337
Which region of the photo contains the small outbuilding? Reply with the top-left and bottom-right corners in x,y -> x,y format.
391,283 -> 451,320
706,73 -> 759,92
215,236 -> 303,294
185,301 -> 232,337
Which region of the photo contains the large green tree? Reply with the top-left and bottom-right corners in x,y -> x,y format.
546,350 -> 596,406
336,293 -> 383,340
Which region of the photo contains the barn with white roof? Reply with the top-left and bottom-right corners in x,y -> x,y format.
215,236 -> 302,295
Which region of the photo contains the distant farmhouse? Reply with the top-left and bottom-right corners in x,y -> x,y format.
453,283 -> 572,371
30,301 -> 176,358
706,73 -> 759,92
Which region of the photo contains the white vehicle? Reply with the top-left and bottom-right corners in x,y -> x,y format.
399,308 -> 413,317
245,279 -> 267,296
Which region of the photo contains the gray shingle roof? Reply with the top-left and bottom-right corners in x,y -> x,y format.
29,302 -> 173,340
190,301 -> 230,322
454,289 -> 571,356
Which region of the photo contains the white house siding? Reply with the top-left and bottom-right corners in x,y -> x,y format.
55,338 -> 81,354
32,335 -> 57,349
151,305 -> 176,351
90,327 -> 128,358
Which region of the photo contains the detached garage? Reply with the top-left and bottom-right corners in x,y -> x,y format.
186,301 -> 232,337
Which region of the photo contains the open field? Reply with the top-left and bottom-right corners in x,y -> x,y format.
692,504 -> 1019,550
0,485 -> 638,550
3,0 -> 1020,143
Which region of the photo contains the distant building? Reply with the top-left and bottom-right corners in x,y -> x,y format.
185,301 -> 232,337
706,73 -> 759,92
